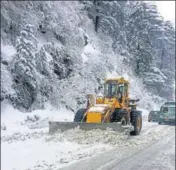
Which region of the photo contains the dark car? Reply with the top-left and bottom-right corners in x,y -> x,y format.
148,111 -> 159,122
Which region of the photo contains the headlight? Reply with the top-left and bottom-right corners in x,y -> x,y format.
160,115 -> 163,118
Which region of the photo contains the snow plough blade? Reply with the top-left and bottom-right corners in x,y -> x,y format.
49,122 -> 131,134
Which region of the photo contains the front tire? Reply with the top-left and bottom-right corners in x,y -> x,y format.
130,111 -> 142,135
74,108 -> 87,122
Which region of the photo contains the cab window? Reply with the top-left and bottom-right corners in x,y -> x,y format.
124,83 -> 128,97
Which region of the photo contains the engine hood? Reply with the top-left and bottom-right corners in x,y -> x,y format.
87,104 -> 111,114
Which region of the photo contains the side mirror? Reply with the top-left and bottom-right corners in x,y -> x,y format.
98,85 -> 103,91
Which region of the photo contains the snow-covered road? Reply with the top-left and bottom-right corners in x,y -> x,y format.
107,132 -> 175,170
1,105 -> 175,170
61,124 -> 175,170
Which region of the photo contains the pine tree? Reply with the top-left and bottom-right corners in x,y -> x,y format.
10,24 -> 38,110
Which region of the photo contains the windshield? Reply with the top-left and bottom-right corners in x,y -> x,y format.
150,111 -> 159,115
160,106 -> 175,116
104,82 -> 118,97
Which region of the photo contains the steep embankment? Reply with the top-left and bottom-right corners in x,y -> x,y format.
1,1 -> 174,112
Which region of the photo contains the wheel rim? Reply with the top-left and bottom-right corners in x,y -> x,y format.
121,117 -> 127,126
137,117 -> 141,130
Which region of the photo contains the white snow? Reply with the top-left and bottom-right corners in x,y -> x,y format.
1,104 -> 174,170
138,107 -> 149,120
81,42 -> 100,63
1,103 -> 74,136
1,137 -> 110,170
1,44 -> 16,61
88,104 -> 112,113
1,65 -> 16,96
81,53 -> 88,63
45,52 -> 53,63
94,104 -> 111,108
88,106 -> 106,113
1,104 -> 111,170
106,71 -> 121,80
84,43 -> 96,54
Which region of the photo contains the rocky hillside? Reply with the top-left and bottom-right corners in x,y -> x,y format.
1,1 -> 175,112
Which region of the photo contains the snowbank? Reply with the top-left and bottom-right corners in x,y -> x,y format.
1,103 -> 74,136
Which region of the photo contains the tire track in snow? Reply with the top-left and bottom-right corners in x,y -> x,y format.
59,124 -> 175,170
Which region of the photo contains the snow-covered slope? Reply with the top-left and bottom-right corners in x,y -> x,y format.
1,1 -> 173,113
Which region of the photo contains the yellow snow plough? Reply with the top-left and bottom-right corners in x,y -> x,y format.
49,77 -> 142,135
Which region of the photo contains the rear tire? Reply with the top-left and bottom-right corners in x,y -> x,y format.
74,108 -> 87,122
130,111 -> 142,135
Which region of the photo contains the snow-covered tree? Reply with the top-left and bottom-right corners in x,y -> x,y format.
1,1 -> 175,112
10,24 -> 38,110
